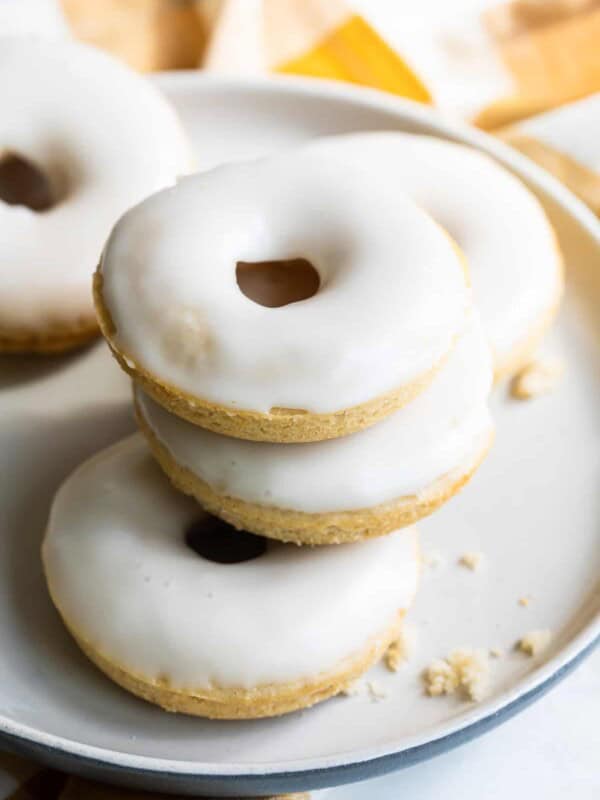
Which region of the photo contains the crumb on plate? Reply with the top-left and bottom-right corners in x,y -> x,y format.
510,357 -> 565,400
340,679 -> 364,697
367,680 -> 387,701
423,648 -> 490,702
385,624 -> 416,672
517,629 -> 552,656
459,551 -> 483,571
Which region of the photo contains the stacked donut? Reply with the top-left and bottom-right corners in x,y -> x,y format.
43,132 -> 562,719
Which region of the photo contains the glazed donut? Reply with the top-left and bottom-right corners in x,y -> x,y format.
42,436 -> 419,719
95,149 -> 470,442
306,132 -> 563,378
0,37 -> 190,353
135,310 -> 494,545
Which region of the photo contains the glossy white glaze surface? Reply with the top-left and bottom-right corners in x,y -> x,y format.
100,146 -> 469,412
305,132 -> 563,370
0,37 -> 190,333
137,310 -> 493,512
43,435 -> 419,687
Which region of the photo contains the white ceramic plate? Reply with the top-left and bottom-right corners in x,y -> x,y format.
0,74 -> 598,797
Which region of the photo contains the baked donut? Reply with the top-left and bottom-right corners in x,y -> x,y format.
0,37 -> 190,353
306,132 -> 563,379
135,309 -> 493,545
95,149 -> 471,442
42,435 -> 420,719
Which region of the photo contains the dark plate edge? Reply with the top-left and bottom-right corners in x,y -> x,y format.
1,636 -> 597,797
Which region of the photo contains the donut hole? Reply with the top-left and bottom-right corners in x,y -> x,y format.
236,258 -> 320,308
0,151 -> 58,212
185,515 -> 268,564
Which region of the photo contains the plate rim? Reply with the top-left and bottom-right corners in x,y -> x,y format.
1,628 -> 598,775
2,71 -> 599,788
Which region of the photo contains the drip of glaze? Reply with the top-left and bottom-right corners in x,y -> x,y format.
0,151 -> 56,211
185,515 -> 268,564
236,258 -> 320,308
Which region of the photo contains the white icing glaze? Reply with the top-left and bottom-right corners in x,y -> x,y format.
100,149 -> 470,413
43,435 -> 419,688
0,37 -> 190,332
136,310 -> 493,513
305,132 -> 562,370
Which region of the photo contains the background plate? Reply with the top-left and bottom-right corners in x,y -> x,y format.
0,74 -> 598,796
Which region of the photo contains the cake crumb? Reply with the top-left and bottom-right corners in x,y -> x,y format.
489,647 -> 504,659
340,679 -> 364,697
423,658 -> 459,697
511,357 -> 564,400
459,551 -> 483,571
423,648 -> 490,702
518,595 -> 532,607
385,624 -> 416,672
422,549 -> 444,570
517,630 -> 552,656
367,680 -> 387,701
